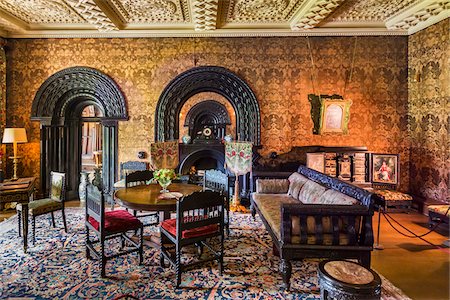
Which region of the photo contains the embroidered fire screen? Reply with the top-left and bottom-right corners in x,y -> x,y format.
150,141 -> 179,170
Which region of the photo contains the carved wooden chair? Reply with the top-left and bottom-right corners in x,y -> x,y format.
159,190 -> 225,288
125,170 -> 159,226
203,169 -> 232,235
17,171 -> 67,245
85,183 -> 143,278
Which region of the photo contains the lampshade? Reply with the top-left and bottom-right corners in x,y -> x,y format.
2,128 -> 28,144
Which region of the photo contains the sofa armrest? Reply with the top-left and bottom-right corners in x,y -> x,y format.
281,204 -> 374,247
256,179 -> 290,194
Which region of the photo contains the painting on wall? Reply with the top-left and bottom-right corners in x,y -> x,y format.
371,153 -> 399,185
307,153 -> 325,173
319,98 -> 352,134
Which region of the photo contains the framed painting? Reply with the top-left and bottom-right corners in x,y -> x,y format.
319,98 -> 352,134
371,153 -> 399,185
306,153 -> 325,173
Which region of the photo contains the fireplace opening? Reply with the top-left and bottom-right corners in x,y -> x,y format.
179,148 -> 225,175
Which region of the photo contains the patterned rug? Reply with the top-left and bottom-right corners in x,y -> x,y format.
0,208 -> 409,300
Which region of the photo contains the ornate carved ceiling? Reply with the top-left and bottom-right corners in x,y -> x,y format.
0,0 -> 448,37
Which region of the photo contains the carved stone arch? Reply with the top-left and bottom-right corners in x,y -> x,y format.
184,100 -> 231,128
155,66 -> 260,145
31,66 -> 127,122
31,66 -> 126,200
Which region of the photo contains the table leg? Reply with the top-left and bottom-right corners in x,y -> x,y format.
374,206 -> 384,250
21,203 -> 28,253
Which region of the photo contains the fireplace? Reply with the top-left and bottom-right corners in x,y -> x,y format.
154,66 -> 261,197
179,145 -> 225,175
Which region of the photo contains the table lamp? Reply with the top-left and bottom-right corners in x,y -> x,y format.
2,128 -> 28,180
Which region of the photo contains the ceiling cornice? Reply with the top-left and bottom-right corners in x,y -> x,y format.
4,27 -> 409,39
386,0 -> 450,34
290,0 -> 345,30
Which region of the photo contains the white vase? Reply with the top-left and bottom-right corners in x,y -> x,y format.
79,171 -> 88,202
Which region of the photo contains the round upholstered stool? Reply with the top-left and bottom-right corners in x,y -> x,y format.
318,260 -> 381,300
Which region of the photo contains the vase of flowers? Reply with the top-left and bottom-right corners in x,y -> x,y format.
153,169 -> 178,193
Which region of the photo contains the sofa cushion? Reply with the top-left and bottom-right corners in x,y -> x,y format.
287,173 -> 309,199
298,180 -> 327,204
318,189 -> 360,205
256,179 -> 290,194
252,193 -> 299,240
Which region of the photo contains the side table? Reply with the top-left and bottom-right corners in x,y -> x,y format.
318,260 -> 381,300
0,177 -> 36,253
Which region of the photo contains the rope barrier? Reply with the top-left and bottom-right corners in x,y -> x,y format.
380,206 -> 449,248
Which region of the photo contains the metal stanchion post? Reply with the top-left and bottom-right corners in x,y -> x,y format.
374,205 -> 384,250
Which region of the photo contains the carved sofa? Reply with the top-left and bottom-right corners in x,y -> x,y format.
250,165 -> 375,290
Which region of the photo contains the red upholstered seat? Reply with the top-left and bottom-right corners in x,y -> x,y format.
161,218 -> 219,239
88,210 -> 142,233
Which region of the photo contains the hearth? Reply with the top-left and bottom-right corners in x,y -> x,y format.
178,144 -> 225,175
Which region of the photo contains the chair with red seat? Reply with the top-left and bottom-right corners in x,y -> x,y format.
85,183 -> 144,278
159,190 -> 225,288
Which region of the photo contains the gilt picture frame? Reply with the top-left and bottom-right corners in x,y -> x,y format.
319,98 -> 352,134
371,153 -> 399,185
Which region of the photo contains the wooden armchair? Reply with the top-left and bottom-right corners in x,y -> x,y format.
17,171 -> 67,245
125,170 -> 159,227
159,190 -> 225,288
85,183 -> 144,277
203,169 -> 233,235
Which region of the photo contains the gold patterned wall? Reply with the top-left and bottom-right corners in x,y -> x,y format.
408,19 -> 450,204
5,36 -> 410,190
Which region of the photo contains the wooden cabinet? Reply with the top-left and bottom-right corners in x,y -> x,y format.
307,151 -> 370,184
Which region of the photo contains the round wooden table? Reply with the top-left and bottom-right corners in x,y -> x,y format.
114,183 -> 203,219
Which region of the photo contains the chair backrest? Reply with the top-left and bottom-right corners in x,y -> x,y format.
125,170 -> 154,187
176,190 -> 224,238
85,183 -> 105,231
50,171 -> 66,202
203,169 -> 232,199
120,161 -> 148,180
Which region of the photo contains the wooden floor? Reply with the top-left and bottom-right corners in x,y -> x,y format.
1,202 -> 449,299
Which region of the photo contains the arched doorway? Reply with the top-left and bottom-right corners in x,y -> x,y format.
31,67 -> 127,199
155,66 -> 261,145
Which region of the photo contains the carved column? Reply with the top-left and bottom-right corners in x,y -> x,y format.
101,120 -> 118,202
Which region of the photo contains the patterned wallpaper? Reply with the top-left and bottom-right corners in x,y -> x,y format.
5,35 -> 410,190
0,39 -> 6,173
408,19 -> 450,204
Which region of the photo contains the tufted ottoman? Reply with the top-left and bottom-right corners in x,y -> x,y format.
318,260 -> 381,300
373,189 -> 413,213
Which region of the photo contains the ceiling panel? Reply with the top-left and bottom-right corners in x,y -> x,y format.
109,0 -> 191,24
325,0 -> 421,22
0,0 -> 447,37
0,0 -> 85,24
